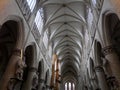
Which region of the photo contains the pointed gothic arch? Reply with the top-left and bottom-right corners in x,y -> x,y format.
103,12 -> 120,57
21,43 -> 37,90
0,16 -> 24,90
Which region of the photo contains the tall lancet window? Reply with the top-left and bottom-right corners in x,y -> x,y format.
65,82 -> 74,90
65,83 -> 67,90
43,31 -> 48,48
92,0 -> 96,6
34,8 -> 44,34
69,82 -> 71,90
73,83 -> 75,90
27,0 -> 36,12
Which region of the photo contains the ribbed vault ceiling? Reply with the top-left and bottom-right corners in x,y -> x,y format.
43,0 -> 87,83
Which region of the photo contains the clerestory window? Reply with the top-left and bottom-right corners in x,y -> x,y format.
34,8 -> 44,34
92,0 -> 96,6
65,82 -> 75,90
43,31 -> 48,49
27,0 -> 36,12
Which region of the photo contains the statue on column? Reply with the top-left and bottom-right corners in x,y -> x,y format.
15,56 -> 26,80
91,74 -> 99,90
7,56 -> 26,90
107,76 -> 119,90
101,57 -> 112,78
32,72 -> 38,90
102,57 -> 119,89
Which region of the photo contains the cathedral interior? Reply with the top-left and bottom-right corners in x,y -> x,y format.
0,0 -> 120,90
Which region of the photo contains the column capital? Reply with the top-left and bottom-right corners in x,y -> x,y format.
13,48 -> 22,57
95,66 -> 104,72
102,45 -> 115,56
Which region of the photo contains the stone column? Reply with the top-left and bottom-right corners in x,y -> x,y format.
102,57 -> 112,77
38,79 -> 45,90
22,67 -> 38,90
67,83 -> 69,90
95,66 -> 109,90
55,59 -> 59,90
50,54 -> 57,90
46,85 -> 51,90
0,49 -> 23,90
71,83 -> 73,90
60,82 -> 65,90
102,45 -> 120,88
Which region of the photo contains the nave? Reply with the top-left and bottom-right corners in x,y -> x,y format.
0,0 -> 120,90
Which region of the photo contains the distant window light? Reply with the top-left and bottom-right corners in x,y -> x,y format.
65,82 -> 76,90
43,31 -> 48,48
69,82 -> 71,90
48,45 -> 52,58
39,8 -> 44,18
34,8 -> 44,34
92,0 -> 96,6
55,60 -> 57,71
65,83 -> 67,90
27,0 -> 36,12
88,8 -> 93,26
73,83 -> 75,90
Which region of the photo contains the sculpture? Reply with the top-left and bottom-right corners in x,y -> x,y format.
15,57 -> 26,80
32,72 -> 38,90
